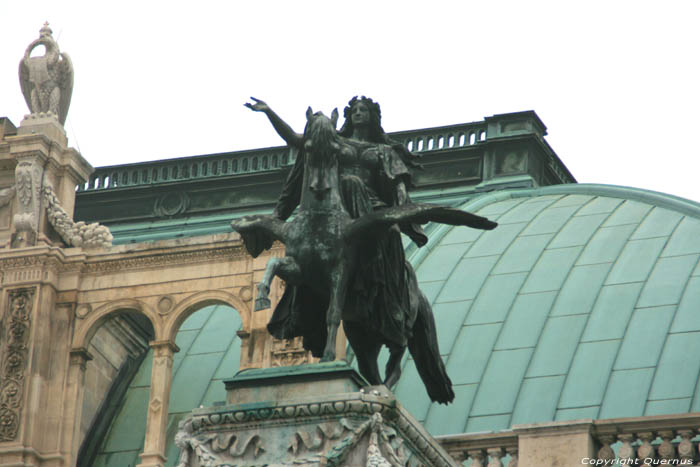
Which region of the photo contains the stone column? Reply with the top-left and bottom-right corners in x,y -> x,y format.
61,348 -> 92,466
138,340 -> 179,467
513,419 -> 595,466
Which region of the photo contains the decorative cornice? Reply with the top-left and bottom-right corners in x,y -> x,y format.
81,244 -> 248,274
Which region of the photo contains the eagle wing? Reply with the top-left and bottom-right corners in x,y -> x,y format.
56,52 -> 73,125
18,57 -> 32,114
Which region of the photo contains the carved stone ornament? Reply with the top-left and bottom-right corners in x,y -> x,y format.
175,411 -> 413,467
157,296 -> 174,315
75,304 -> 92,319
12,159 -> 43,245
154,192 -> 190,217
42,179 -> 113,248
175,385 -> 455,466
175,417 -> 266,467
238,285 -> 253,303
271,336 -> 313,367
0,186 -> 15,209
19,22 -> 73,125
0,288 -> 34,442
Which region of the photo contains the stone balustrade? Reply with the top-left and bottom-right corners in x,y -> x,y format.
436,431 -> 519,467
79,121 -> 491,193
593,413 -> 700,465
393,122 -> 488,153
434,414 -> 700,467
78,147 -> 295,192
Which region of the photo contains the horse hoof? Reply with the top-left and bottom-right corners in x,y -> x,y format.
320,353 -> 335,362
254,297 -> 271,311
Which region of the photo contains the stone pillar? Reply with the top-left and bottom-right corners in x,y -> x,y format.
513,419 -> 596,466
61,348 -> 92,466
4,115 -> 92,248
138,340 -> 179,467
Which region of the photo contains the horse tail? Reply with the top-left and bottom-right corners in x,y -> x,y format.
407,289 -> 455,404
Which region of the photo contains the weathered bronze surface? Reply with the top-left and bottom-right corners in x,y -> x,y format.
232,97 -> 497,403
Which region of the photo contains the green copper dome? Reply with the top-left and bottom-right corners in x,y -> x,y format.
92,183 -> 700,464
393,184 -> 700,436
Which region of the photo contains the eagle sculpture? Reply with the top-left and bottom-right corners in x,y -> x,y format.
19,23 -> 73,125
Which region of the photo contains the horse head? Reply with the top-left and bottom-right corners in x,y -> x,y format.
304,107 -> 341,201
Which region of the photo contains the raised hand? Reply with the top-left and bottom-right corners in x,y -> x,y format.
244,97 -> 269,113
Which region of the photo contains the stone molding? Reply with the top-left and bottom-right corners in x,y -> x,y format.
81,245 -> 248,274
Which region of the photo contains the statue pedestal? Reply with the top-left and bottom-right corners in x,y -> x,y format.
174,361 -> 457,466
18,112 -> 68,147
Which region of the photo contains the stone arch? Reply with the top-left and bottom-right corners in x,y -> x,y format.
163,290 -> 251,343
71,298 -> 160,350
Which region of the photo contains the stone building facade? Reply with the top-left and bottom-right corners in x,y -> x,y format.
2,30 -> 700,467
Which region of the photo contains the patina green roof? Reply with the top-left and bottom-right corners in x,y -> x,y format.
93,183 -> 700,464
394,183 -> 700,435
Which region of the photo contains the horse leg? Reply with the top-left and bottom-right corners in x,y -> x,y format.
321,267 -> 350,362
344,322 -> 382,385
384,345 -> 406,389
255,256 -> 301,311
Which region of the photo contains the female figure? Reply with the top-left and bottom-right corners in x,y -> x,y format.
245,97 -> 441,391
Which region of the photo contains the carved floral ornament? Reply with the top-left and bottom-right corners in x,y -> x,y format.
42,181 -> 113,248
0,288 -> 34,442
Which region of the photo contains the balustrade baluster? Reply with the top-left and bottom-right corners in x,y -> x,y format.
637,432 -> 656,465
657,430 -> 676,461
486,447 -> 504,467
617,434 -> 636,462
597,434 -> 616,462
505,446 -> 518,467
467,449 -> 486,467
677,429 -> 696,463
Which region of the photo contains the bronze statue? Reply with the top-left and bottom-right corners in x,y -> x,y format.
233,97 -> 497,403
19,22 -> 73,125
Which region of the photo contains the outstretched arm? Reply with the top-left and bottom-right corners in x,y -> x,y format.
245,97 -> 303,148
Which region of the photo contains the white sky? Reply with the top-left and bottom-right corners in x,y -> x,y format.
2,1 -> 699,202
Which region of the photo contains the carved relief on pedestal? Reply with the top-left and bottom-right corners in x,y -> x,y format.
0,288 -> 34,442
271,336 -> 313,367
175,418 -> 266,467
175,410 -> 411,467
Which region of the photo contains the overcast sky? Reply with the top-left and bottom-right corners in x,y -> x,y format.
2,1 -> 699,202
